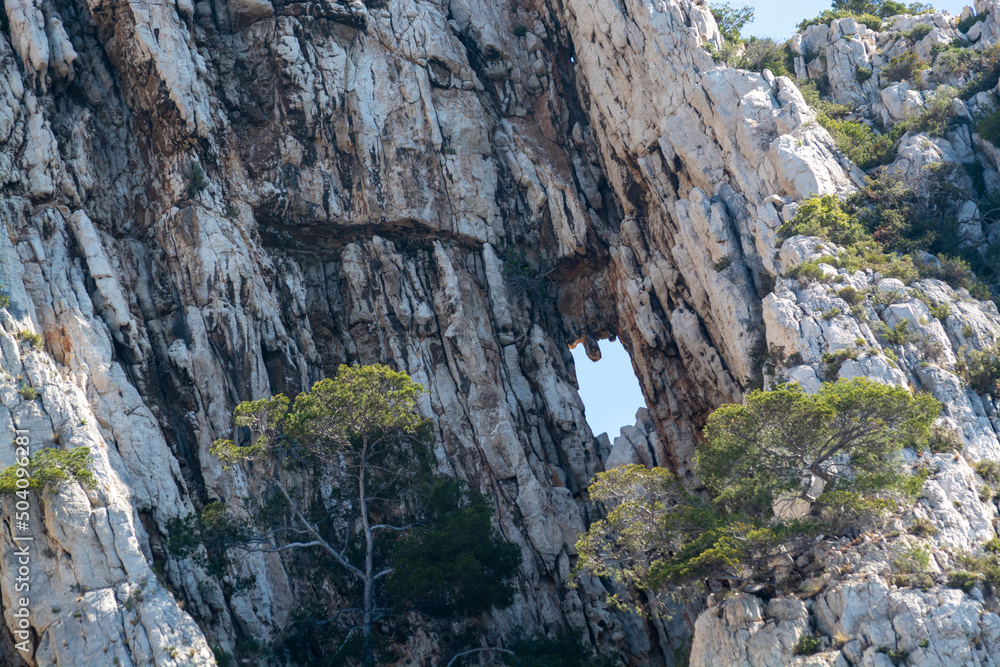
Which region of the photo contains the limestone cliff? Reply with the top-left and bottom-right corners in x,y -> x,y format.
0,0 -> 996,664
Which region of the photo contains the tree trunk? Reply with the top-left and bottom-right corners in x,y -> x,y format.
360,437 -> 375,667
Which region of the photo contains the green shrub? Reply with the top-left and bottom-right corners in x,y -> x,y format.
839,286 -> 861,304
513,24 -> 528,37
965,160 -> 987,197
822,347 -> 857,377
386,482 -> 521,618
714,256 -> 732,272
825,118 -> 896,169
856,66 -> 873,83
877,646 -> 910,665
903,23 -> 933,41
955,551 -> 1000,595
900,86 -> 954,138
892,544 -> 930,573
894,572 -> 935,590
0,285 -> 9,309
164,501 -> 253,578
822,306 -> 843,320
959,45 -> 1000,99
735,37 -> 792,76
775,179 -> 978,286
927,425 -> 962,453
799,80 -> 899,169
854,12 -> 885,30
986,537 -> 1000,553
882,320 -> 916,345
898,467 -> 930,498
947,570 -> 983,592
975,460 -> 1000,485
957,342 -> 1000,394
880,258 -> 920,284
918,255 -> 990,295
185,164 -> 207,197
928,300 -> 950,321
212,648 -> 235,667
797,9 -> 883,31
798,9 -> 855,30
777,195 -> 867,246
796,634 -> 823,656
980,484 -> 993,502
0,447 -> 93,495
18,331 -> 43,349
704,39 -> 741,65
788,260 -> 831,285
978,110 -> 1000,148
957,12 -> 987,33
503,631 -> 616,667
909,516 -> 938,536
846,168 -> 990,287
883,52 -> 927,83
499,246 -> 555,306
18,386 -> 38,401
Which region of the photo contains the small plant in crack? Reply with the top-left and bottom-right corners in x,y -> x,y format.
186,164 -> 208,197
499,245 -> 555,306
18,330 -> 43,349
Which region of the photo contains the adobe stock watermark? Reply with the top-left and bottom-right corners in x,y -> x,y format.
9,428 -> 33,654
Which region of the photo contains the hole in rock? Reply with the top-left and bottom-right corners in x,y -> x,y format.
570,338 -> 647,440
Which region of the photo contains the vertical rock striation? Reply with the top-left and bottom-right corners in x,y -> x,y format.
0,0 -> 995,664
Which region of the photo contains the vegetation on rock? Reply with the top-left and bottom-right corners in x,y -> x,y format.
957,340 -> 1000,394
574,379 -> 938,605
0,447 -> 93,495
797,0 -> 934,31
207,365 -> 520,665
778,170 -> 998,304
710,3 -> 754,42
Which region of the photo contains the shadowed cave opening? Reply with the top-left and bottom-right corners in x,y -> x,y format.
570,338 -> 648,441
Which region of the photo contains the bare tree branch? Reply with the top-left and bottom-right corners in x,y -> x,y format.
446,647 -> 516,667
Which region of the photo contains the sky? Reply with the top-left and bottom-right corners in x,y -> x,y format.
742,0 -> 974,39
571,339 -> 647,440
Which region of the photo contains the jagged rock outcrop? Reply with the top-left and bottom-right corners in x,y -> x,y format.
0,0 -> 996,665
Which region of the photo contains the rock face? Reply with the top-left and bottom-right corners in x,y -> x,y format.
0,0 -> 996,665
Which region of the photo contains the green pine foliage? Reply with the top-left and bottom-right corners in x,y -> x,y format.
697,379 -> 938,514
574,379 -> 939,600
711,3 -> 754,42
386,480 -> 521,618
978,110 -> 1000,147
209,365 -> 521,664
502,631 -> 616,667
0,447 -> 93,495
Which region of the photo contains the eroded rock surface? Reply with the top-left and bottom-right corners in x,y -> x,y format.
0,0 -> 996,665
